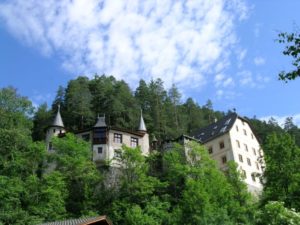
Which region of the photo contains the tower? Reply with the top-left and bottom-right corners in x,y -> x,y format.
45,105 -> 66,151
92,115 -> 108,162
137,110 -> 149,154
137,109 -> 147,133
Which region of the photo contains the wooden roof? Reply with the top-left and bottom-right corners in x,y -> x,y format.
39,216 -> 112,225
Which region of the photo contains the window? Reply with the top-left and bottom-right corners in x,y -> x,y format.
243,129 -> 247,136
251,173 -> 256,182
222,156 -> 227,164
252,148 -> 256,155
242,170 -> 247,178
82,134 -> 90,142
98,147 -> 103,154
114,149 -> 122,158
219,141 -> 225,149
225,118 -> 231,125
238,154 -> 243,162
244,144 -> 248,151
251,133 -> 254,139
53,129 -> 56,133
208,146 -> 213,154
236,140 -> 240,148
236,125 -> 239,132
242,121 -> 245,126
114,133 -> 122,143
93,128 -> 107,144
256,162 -> 260,170
220,126 -> 227,133
131,137 -> 138,147
48,142 -> 52,150
247,158 -> 251,166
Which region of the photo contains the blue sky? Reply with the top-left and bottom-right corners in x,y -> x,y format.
0,0 -> 300,126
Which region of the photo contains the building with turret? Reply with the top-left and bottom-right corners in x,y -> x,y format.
45,105 -> 66,151
164,113 -> 265,194
46,107 -> 150,166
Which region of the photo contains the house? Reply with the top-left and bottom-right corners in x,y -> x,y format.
39,215 -> 113,225
46,107 -> 150,166
167,113 -> 265,194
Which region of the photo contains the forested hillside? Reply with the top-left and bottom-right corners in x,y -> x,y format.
32,75 -> 300,147
1,77 -> 300,224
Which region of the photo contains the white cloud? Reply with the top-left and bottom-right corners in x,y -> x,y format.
260,114 -> 300,128
215,88 -> 238,100
30,92 -> 52,109
238,70 -> 255,87
214,73 -> 234,88
237,70 -> 270,89
254,56 -> 266,66
0,0 -> 248,89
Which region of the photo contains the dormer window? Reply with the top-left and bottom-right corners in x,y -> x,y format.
225,118 -> 231,125
220,126 -> 227,133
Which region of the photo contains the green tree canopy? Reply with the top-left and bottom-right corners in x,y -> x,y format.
262,133 -> 300,210
278,31 -> 300,81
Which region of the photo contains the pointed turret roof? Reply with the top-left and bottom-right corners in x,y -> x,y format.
52,105 -> 64,127
138,110 -> 147,132
94,115 -> 107,128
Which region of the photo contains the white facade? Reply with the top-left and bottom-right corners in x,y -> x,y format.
76,128 -> 149,166
201,117 -> 264,193
45,126 -> 66,151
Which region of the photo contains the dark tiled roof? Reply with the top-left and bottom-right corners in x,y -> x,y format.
192,113 -> 238,143
39,216 -> 112,225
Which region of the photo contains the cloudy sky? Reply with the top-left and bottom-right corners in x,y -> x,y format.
0,0 -> 299,126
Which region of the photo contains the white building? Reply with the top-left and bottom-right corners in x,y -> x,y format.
46,107 -> 150,167
171,113 -> 265,194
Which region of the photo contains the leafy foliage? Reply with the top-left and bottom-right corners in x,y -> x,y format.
262,133 -> 300,211
278,31 -> 300,81
256,201 -> 300,225
2,78 -> 300,224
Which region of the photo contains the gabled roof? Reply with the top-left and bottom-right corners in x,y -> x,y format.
52,105 -> 64,128
192,113 -> 239,143
39,216 -> 112,225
